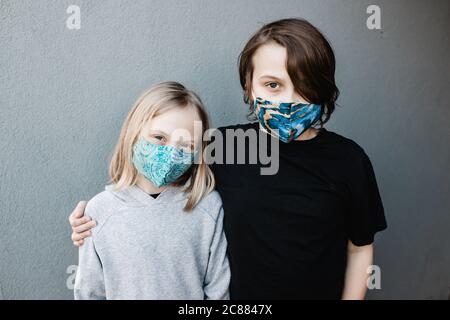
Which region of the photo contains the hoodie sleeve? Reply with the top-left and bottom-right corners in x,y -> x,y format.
73,204 -> 106,300
203,205 -> 231,300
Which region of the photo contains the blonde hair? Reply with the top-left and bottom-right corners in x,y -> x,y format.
108,81 -> 215,212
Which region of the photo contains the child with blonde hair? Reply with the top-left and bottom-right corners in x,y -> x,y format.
74,81 -> 230,300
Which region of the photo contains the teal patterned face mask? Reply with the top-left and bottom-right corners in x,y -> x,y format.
132,138 -> 196,188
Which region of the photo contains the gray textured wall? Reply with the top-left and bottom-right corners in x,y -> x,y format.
1,0 -> 449,299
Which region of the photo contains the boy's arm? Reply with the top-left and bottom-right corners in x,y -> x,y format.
204,206 -> 231,300
341,240 -> 373,300
70,201 -> 96,246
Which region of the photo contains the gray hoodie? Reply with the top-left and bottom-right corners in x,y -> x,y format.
74,183 -> 230,300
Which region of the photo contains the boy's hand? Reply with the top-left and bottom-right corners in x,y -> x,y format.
69,201 -> 96,247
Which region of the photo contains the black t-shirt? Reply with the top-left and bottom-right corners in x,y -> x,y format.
210,122 -> 387,299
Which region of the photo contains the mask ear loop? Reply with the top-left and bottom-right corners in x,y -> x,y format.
251,91 -> 260,116
250,91 -> 257,105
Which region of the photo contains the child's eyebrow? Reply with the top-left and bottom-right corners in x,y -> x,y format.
149,129 -> 168,136
259,75 -> 285,82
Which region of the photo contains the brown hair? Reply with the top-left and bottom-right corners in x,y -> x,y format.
238,18 -> 339,126
109,81 -> 215,212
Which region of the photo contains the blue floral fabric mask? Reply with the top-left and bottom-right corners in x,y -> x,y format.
253,97 -> 322,143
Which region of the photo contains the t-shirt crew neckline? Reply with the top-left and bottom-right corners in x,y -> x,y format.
289,127 -> 327,144
254,122 -> 328,146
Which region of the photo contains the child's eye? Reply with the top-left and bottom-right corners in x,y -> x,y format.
150,135 -> 166,144
266,82 -> 280,90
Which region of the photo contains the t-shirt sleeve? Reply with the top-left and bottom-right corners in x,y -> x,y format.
344,149 -> 387,246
